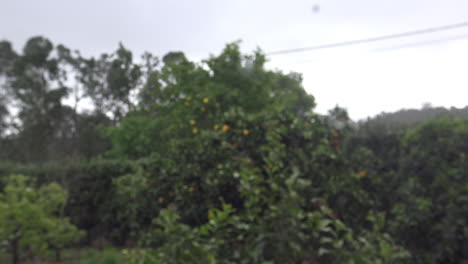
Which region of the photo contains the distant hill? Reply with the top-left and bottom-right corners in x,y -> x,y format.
358,105 -> 468,130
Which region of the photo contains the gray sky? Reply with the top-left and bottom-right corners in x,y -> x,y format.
1,0 -> 468,119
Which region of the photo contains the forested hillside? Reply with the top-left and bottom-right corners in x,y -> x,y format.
0,37 -> 467,264
361,105 -> 468,130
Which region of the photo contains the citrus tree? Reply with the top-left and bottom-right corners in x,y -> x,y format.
108,42 -> 317,234
109,43 -> 410,263
122,110 -> 410,264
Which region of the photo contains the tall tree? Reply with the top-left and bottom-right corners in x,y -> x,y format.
2,37 -> 71,162
74,44 -> 141,121
0,41 -> 17,136
0,92 -> 9,136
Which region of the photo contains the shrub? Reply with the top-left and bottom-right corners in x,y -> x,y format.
0,174 -> 84,264
80,248 -> 121,264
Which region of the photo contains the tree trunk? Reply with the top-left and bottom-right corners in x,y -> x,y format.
11,239 -> 19,264
55,248 -> 62,262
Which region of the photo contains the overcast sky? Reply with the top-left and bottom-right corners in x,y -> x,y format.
1,0 -> 468,120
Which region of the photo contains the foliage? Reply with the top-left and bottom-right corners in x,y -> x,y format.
0,159 -> 135,244
0,174 -> 84,264
127,162 -> 410,263
116,97 -> 409,263
108,43 -> 319,238
344,117 -> 468,263
80,248 -> 122,264
391,118 -> 468,263
1,36 -> 467,264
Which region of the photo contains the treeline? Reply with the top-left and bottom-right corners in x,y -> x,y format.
361,104 -> 468,131
0,36 -> 467,264
0,37 -> 143,162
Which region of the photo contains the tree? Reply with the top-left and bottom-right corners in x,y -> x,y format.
107,43 -> 319,241
106,43 -> 321,238
0,174 -> 84,264
0,36 -> 114,162
0,40 -> 17,148
0,93 -> 9,136
393,118 -> 468,263
344,115 -> 468,263
72,44 -> 141,121
123,111 -> 410,264
108,42 -> 316,159
44,217 -> 85,262
2,37 -> 70,162
109,43 -> 411,264
0,40 -> 17,75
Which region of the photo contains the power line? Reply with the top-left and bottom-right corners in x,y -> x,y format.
373,33 -> 468,52
286,34 -> 468,66
266,21 -> 468,56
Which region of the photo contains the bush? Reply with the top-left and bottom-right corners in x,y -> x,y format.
80,248 -> 121,264
0,159 -> 136,245
0,174 -> 84,264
